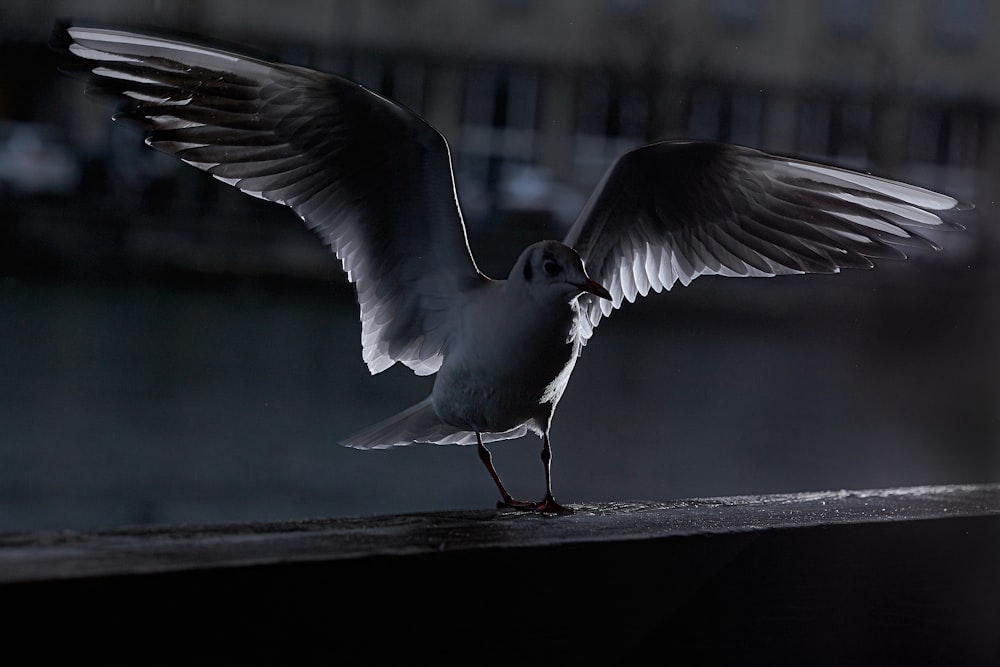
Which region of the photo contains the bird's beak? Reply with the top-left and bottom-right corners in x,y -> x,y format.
580,279 -> 612,301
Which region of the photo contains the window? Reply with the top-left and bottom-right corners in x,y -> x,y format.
908,105 -> 981,167
715,0 -> 761,30
796,96 -> 871,165
348,55 -> 426,115
826,0 -> 873,37
573,73 -> 650,185
934,0 -> 982,48
457,66 -> 540,224
686,86 -> 763,147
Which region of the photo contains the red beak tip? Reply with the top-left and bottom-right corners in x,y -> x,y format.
584,280 -> 612,301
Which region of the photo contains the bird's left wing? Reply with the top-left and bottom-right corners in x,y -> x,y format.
55,23 -> 485,376
564,140 -> 969,342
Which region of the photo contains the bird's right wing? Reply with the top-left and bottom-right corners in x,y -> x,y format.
564,140 -> 969,342
56,23 -> 486,376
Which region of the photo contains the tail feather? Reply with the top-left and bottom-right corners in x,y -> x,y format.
340,397 -> 529,449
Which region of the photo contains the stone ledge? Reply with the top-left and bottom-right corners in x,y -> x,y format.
1,483 -> 997,583
3,484 -> 998,665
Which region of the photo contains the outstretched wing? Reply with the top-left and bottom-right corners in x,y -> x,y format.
564,140 -> 968,341
56,23 -> 485,375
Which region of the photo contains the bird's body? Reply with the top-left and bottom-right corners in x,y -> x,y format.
342,240 -> 605,512
431,274 -> 576,437
436,243 -> 592,430
55,22 -> 971,513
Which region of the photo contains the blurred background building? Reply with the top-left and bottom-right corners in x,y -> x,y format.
0,1 -> 997,530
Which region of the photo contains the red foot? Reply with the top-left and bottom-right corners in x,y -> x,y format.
497,494 -> 573,515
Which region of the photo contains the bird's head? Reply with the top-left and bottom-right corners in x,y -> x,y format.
511,240 -> 611,303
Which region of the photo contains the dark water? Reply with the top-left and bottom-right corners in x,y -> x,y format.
1,267 -> 997,532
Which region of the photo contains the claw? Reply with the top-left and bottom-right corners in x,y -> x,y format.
534,493 -> 573,515
498,494 -> 573,515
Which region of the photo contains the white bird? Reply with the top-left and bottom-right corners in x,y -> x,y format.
56,23 -> 970,514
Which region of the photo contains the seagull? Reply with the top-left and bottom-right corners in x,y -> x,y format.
55,22 -> 970,514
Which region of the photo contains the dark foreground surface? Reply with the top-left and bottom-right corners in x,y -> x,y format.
3,484 -> 999,665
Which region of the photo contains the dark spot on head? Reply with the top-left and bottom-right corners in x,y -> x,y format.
523,258 -> 533,282
542,255 -> 561,277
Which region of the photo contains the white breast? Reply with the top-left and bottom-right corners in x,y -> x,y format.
430,282 -> 581,434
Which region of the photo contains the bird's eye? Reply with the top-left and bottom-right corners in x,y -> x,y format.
543,259 -> 561,277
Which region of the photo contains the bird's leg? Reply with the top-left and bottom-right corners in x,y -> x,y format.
476,432 -> 534,510
535,434 -> 572,515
